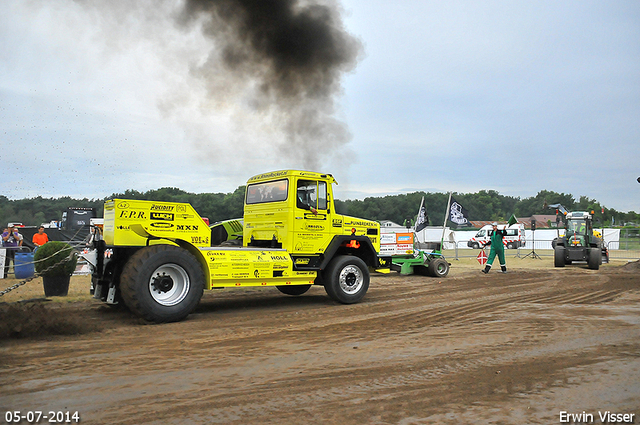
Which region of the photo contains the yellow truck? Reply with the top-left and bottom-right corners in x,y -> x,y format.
89,170 -> 381,322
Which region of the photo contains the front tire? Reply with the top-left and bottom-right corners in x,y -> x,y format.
323,255 -> 369,304
554,247 -> 565,267
276,284 -> 312,296
587,247 -> 601,270
120,245 -> 204,323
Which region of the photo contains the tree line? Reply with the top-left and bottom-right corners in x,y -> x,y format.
336,189 -> 638,228
1,187 -> 638,229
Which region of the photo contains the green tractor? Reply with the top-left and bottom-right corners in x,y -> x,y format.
552,210 -> 603,270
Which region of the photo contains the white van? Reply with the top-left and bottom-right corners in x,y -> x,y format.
467,223 -> 526,249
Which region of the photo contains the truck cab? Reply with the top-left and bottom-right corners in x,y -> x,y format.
243,170 -> 380,271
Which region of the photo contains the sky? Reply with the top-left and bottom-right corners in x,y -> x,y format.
1,0 -> 639,213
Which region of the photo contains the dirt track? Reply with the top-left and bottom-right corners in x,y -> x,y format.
1,260 -> 639,424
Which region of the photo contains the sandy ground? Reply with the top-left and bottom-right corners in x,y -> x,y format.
0,257 -> 639,425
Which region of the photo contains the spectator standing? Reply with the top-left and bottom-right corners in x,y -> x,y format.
32,226 -> 50,247
2,225 -> 23,278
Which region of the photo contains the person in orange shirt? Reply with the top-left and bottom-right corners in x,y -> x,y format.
32,226 -> 49,247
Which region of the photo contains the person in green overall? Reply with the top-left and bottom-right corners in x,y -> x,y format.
482,222 -> 507,274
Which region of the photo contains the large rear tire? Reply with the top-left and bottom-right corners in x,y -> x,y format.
587,247 -> 601,270
120,245 -> 204,323
276,284 -> 312,296
427,258 -> 449,278
323,255 -> 369,304
554,247 -> 565,268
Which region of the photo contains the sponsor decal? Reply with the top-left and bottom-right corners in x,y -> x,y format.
379,245 -> 395,255
177,224 -> 199,231
345,219 -> 374,227
396,233 -> 413,243
178,214 -> 194,220
150,222 -> 173,229
191,236 -> 209,244
150,204 -> 174,211
150,212 -> 174,221
176,205 -> 187,213
380,234 -> 396,244
295,258 -> 310,265
305,224 -> 324,231
271,255 -> 289,261
248,170 -> 289,181
119,210 -> 146,219
117,201 -> 130,209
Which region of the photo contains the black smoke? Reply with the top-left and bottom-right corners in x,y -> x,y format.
177,0 -> 363,169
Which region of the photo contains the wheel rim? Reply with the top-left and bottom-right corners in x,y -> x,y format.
339,265 -> 364,295
149,263 -> 190,306
436,262 -> 447,276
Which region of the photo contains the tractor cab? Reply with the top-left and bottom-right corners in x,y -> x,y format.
564,212 -> 592,247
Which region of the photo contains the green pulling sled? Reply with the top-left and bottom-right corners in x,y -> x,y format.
390,248 -> 450,277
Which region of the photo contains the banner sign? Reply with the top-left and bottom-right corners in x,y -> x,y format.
380,233 -> 414,256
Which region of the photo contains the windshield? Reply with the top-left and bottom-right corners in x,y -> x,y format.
567,219 -> 587,235
246,179 -> 288,204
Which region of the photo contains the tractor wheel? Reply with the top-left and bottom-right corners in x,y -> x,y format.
120,245 -> 204,323
554,247 -> 565,268
323,255 -> 369,304
587,248 -> 600,270
276,284 -> 312,296
427,258 -> 449,278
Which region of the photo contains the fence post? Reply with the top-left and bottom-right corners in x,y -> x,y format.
0,248 -> 5,279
